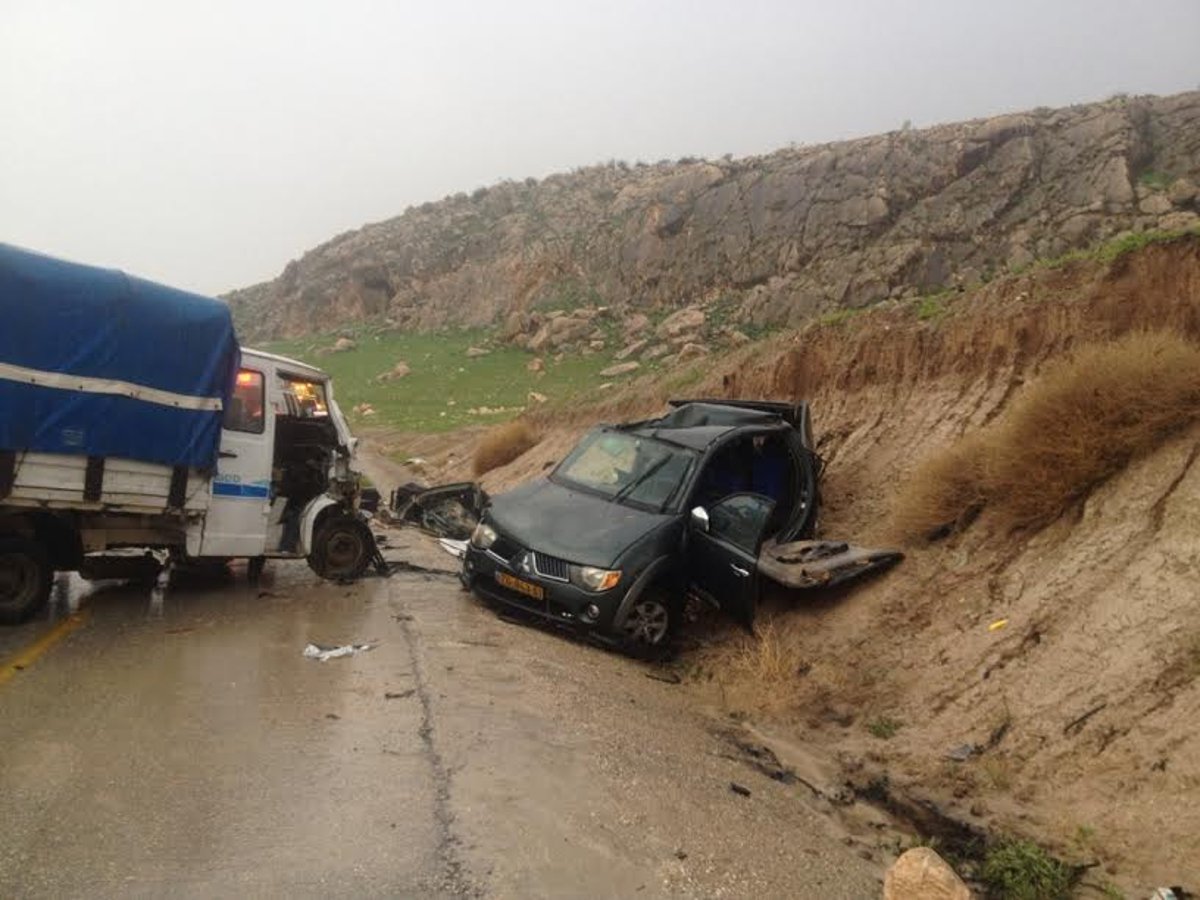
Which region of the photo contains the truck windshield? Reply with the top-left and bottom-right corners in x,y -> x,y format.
279,377 -> 329,418
553,429 -> 694,510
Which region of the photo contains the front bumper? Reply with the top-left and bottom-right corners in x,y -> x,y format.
462,543 -> 625,637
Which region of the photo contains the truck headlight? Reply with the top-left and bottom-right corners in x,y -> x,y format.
570,565 -> 622,592
470,522 -> 498,550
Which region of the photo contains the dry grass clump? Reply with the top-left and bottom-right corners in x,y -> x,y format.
893,332 -> 1200,538
699,615 -> 817,714
472,419 -> 539,476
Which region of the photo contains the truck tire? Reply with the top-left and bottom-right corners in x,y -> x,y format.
308,516 -> 372,581
0,536 -> 53,625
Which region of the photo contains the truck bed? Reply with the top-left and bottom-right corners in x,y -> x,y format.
3,451 -> 211,515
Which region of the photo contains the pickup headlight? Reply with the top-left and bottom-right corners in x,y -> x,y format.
570,565 -> 622,592
470,522 -> 498,550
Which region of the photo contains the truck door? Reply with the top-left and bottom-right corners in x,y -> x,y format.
685,492 -> 776,629
197,367 -> 273,557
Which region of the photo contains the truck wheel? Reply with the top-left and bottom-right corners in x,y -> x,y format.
308,516 -> 372,581
0,537 -> 53,625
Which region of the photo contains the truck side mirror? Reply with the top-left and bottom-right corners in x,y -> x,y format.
690,506 -> 710,533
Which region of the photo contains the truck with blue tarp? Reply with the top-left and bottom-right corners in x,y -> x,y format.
0,244 -> 377,623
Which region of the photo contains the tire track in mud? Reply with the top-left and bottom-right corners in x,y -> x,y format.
389,574 -> 480,898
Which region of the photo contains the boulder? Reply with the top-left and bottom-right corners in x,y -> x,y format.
527,324 -> 554,353
465,346 -> 490,358
725,330 -> 751,345
539,315 -> 594,349
589,340 -> 606,351
1160,211 -> 1200,232
527,391 -> 548,405
677,343 -> 709,361
526,357 -> 545,373
623,313 -> 650,338
615,340 -> 647,361
1168,177 -> 1198,207
668,330 -> 700,347
1140,193 -> 1173,216
642,344 -> 670,361
501,311 -> 528,340
332,337 -> 357,352
377,360 -> 410,382
883,848 -> 972,900
656,307 -> 706,340
599,361 -> 640,377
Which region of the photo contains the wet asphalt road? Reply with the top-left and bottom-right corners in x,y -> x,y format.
0,531 -> 880,898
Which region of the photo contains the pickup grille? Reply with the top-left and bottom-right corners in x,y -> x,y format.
532,552 -> 569,582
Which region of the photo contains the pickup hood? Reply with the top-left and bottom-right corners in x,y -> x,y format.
486,478 -> 671,569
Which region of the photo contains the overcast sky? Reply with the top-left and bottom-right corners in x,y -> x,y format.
2,0 -> 1197,295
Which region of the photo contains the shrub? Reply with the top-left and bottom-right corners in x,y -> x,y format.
980,839 -> 1074,899
472,420 -> 539,477
867,716 -> 902,739
893,332 -> 1200,538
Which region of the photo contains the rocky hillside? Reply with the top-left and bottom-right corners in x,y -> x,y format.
227,91 -> 1200,342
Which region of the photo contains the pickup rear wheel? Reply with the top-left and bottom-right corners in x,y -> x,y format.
0,537 -> 53,625
308,516 -> 372,581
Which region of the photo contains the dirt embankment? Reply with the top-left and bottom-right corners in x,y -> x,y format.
465,235 -> 1200,890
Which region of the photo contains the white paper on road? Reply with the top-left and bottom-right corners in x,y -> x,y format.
302,642 -> 376,662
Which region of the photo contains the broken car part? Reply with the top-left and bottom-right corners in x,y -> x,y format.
390,481 -> 489,541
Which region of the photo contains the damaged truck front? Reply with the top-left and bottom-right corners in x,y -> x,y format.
0,244 -> 374,624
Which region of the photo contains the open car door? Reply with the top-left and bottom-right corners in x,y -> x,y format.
685,492 -> 776,629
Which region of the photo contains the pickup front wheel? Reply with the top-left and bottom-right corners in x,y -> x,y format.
307,516 -> 372,581
0,537 -> 53,625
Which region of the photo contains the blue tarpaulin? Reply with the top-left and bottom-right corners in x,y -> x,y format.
0,244 -> 240,469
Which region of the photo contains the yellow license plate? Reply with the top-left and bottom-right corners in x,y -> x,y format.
495,571 -> 544,601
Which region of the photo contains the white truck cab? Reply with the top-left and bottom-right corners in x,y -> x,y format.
197,348 -> 361,564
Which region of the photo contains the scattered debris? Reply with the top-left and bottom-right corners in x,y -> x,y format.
757,539 -> 903,590
385,689 -> 415,700
729,782 -> 752,797
945,743 -> 976,762
644,670 -> 682,685
438,538 -> 468,559
389,481 -> 489,540
989,618 -> 1009,632
674,849 -> 688,861
302,642 -> 376,662
465,346 -> 489,358
325,712 -> 340,720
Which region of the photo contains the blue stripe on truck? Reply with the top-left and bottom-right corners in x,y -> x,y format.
212,482 -> 270,499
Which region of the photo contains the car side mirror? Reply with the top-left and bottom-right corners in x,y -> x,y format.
690,506 -> 710,533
